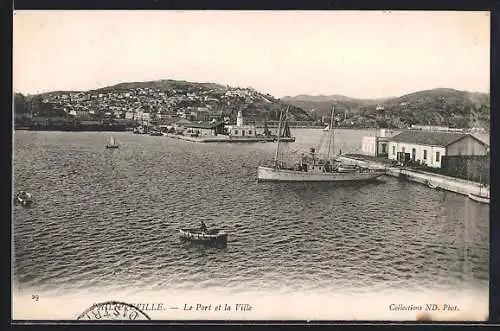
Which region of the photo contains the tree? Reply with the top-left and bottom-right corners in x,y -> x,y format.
14,93 -> 28,114
29,95 -> 49,116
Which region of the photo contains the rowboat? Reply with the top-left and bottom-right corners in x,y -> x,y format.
468,173 -> 489,204
468,192 -> 489,204
179,228 -> 228,248
14,191 -> 33,207
426,180 -> 440,190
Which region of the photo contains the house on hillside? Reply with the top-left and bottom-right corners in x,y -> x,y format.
190,107 -> 210,121
69,109 -> 90,117
387,131 -> 489,168
125,111 -> 135,120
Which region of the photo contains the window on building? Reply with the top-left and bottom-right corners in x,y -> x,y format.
234,130 -> 238,135
248,130 -> 252,135
381,143 -> 387,154
392,145 -> 396,155
423,150 -> 427,160
436,151 -> 440,162
411,148 -> 416,161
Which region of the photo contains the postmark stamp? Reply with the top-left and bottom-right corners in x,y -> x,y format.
76,301 -> 151,320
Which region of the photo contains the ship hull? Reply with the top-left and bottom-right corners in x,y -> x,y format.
257,166 -> 385,182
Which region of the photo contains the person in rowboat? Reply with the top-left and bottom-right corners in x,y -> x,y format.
200,220 -> 208,233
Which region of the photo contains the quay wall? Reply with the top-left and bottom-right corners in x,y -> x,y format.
14,124 -> 129,132
338,156 -> 489,197
163,133 -> 294,143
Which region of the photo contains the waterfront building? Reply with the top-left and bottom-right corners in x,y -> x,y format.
361,129 -> 389,157
184,121 -> 226,136
173,118 -> 193,133
225,110 -> 257,137
387,131 -> 489,168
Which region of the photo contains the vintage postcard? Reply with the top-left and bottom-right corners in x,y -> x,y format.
12,10 -> 490,321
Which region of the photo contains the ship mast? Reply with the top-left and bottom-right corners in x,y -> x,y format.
326,105 -> 335,163
479,172 -> 483,195
274,107 -> 285,168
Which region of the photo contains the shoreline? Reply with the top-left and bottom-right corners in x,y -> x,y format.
14,127 -> 129,132
13,127 -> 392,132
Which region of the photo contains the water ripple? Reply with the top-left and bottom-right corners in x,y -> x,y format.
12,130 -> 489,296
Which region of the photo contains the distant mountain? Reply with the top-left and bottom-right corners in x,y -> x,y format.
378,88 -> 490,129
283,88 -> 490,129
282,94 -> 390,104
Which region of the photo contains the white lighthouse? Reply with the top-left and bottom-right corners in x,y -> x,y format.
225,109 -> 256,138
236,110 -> 244,127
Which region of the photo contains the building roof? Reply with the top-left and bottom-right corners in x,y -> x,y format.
472,133 -> 490,146
185,121 -> 224,129
174,119 -> 193,125
388,130 -> 488,147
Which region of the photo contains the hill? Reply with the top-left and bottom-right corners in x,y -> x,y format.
15,83 -> 489,129
22,79 -> 314,122
95,79 -> 227,94
281,95 -> 381,120
283,94 -> 390,104
283,88 -> 490,129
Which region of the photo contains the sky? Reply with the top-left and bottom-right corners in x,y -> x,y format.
13,11 -> 490,99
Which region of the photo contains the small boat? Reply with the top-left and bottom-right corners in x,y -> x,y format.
133,126 -> 148,134
14,191 -> 33,207
468,183 -> 489,204
426,180 -> 440,190
106,136 -> 119,149
336,163 -> 359,173
150,131 -> 163,136
468,174 -> 489,204
468,192 -> 489,204
179,228 -> 228,248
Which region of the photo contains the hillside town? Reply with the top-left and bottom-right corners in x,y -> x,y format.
14,82 -> 319,131
42,86 -> 270,123
14,80 -> 490,133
